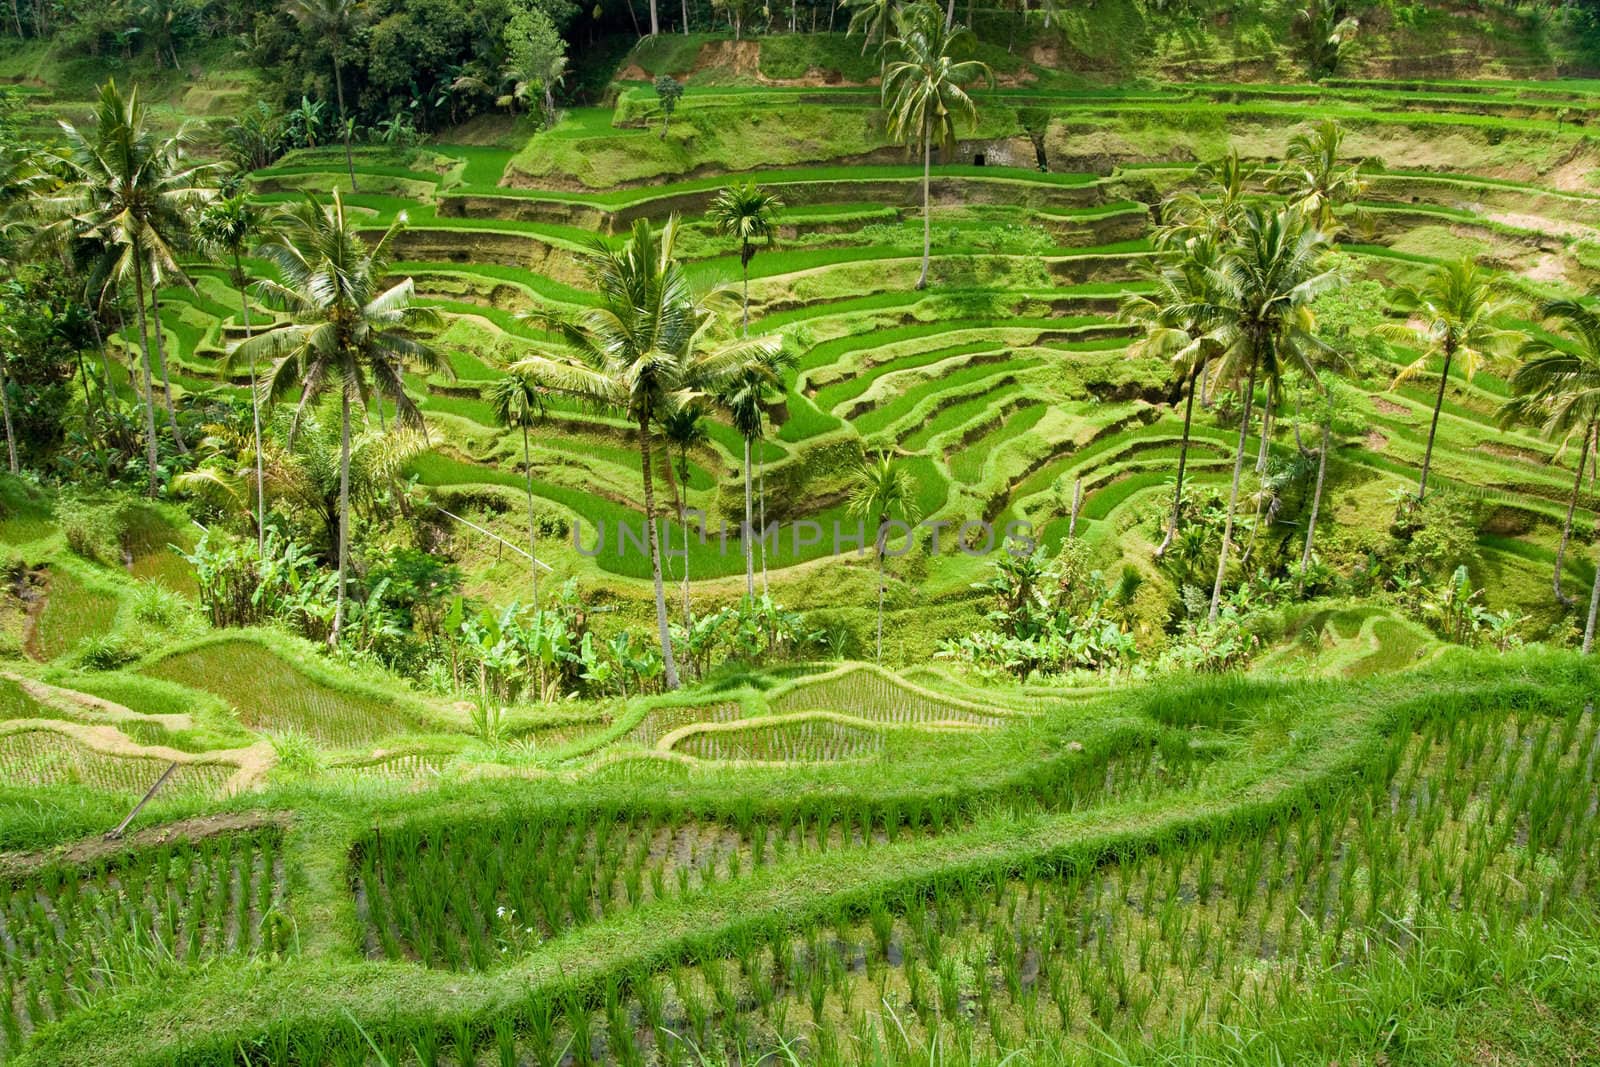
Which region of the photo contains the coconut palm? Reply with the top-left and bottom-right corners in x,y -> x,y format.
487,368 -> 552,606
195,193 -> 272,552
718,346 -> 793,601
709,183 -> 783,336
881,1 -> 992,291
46,80 -> 216,495
511,217 -> 772,690
1502,298 -> 1600,606
658,398 -> 709,629
1157,150 -> 1256,251
843,0 -> 896,55
848,450 -> 922,661
229,190 -> 448,646
1195,205 -> 1340,621
1122,233 -> 1228,558
1375,257 -> 1516,504
283,0 -> 361,193
1270,120 -> 1367,234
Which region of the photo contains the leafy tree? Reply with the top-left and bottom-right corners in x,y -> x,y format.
47,80 -> 216,495
486,368 -> 551,606
230,190 -> 448,646
654,75 -> 683,140
283,0 -> 362,193
1503,298 -> 1600,606
1156,150 -> 1256,250
881,1 -> 992,290
708,182 -> 783,335
1198,205 -> 1339,621
1296,0 -> 1359,78
195,193 -> 273,554
843,0 -> 895,54
848,449 -> 922,661
1375,257 -> 1516,503
511,217 -> 768,690
718,347 -> 791,601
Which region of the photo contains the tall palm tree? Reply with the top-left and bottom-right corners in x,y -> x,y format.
487,368 -> 550,606
1502,298 -> 1600,606
1269,120 -> 1367,234
848,450 -> 922,662
1196,205 -> 1339,621
718,351 -> 792,601
46,80 -> 216,495
284,0 -> 361,193
1375,257 -> 1516,504
230,190 -> 447,646
881,1 -> 992,291
843,0 -> 896,54
511,218 -> 770,690
1121,234 -> 1228,558
195,193 -> 271,553
708,183 -> 783,336
658,399 -> 709,629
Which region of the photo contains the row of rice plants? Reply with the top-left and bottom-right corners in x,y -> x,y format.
350,731 -> 1219,971
142,639 -> 418,747
0,828 -> 288,1057
765,667 -> 1019,727
0,729 -> 233,798
338,698 -> 1596,1064
669,716 -> 888,763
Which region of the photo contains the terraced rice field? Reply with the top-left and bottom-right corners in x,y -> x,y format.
0,729 -> 233,798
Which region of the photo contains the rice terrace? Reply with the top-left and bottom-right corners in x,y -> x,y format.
4,0 -> 1600,1062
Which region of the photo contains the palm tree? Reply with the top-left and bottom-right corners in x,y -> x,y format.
487,368 -> 551,606
1502,298 -> 1600,606
843,0 -> 896,55
658,399 -> 709,629
881,1 -> 992,291
1157,150 -> 1256,251
230,190 -> 448,646
511,218 -> 770,690
709,183 -> 783,336
849,450 -> 922,662
1122,234 -> 1228,558
195,193 -> 272,553
1375,257 -> 1516,504
1198,205 -> 1339,621
719,355 -> 789,601
47,80 -> 216,495
284,0 -> 361,193
1270,120 -> 1367,234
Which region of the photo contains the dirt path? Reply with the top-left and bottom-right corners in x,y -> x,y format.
0,810 -> 292,881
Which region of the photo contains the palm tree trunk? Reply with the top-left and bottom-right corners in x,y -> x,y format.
944,0 -> 955,28
875,544 -> 886,661
522,423 -> 539,606
130,264 -> 162,497
743,435 -> 755,600
677,447 -> 692,633
916,122 -> 931,291
1553,421 -> 1592,606
85,315 -> 113,478
648,0 -> 659,35
237,253 -> 267,557
759,445 -> 769,598
638,412 -> 680,689
1156,360 -> 1200,559
1585,516 -> 1600,655
331,389 -> 352,647
1418,345 -> 1453,501
0,354 -> 16,475
1298,406 -> 1331,596
147,287 -> 186,453
1209,351 -> 1258,622
741,256 -> 750,336
1255,378 -> 1273,474
334,56 -> 358,194
681,0 -> 688,34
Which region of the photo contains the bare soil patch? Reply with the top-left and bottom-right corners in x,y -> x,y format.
0,810 -> 291,881
1370,394 -> 1412,418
